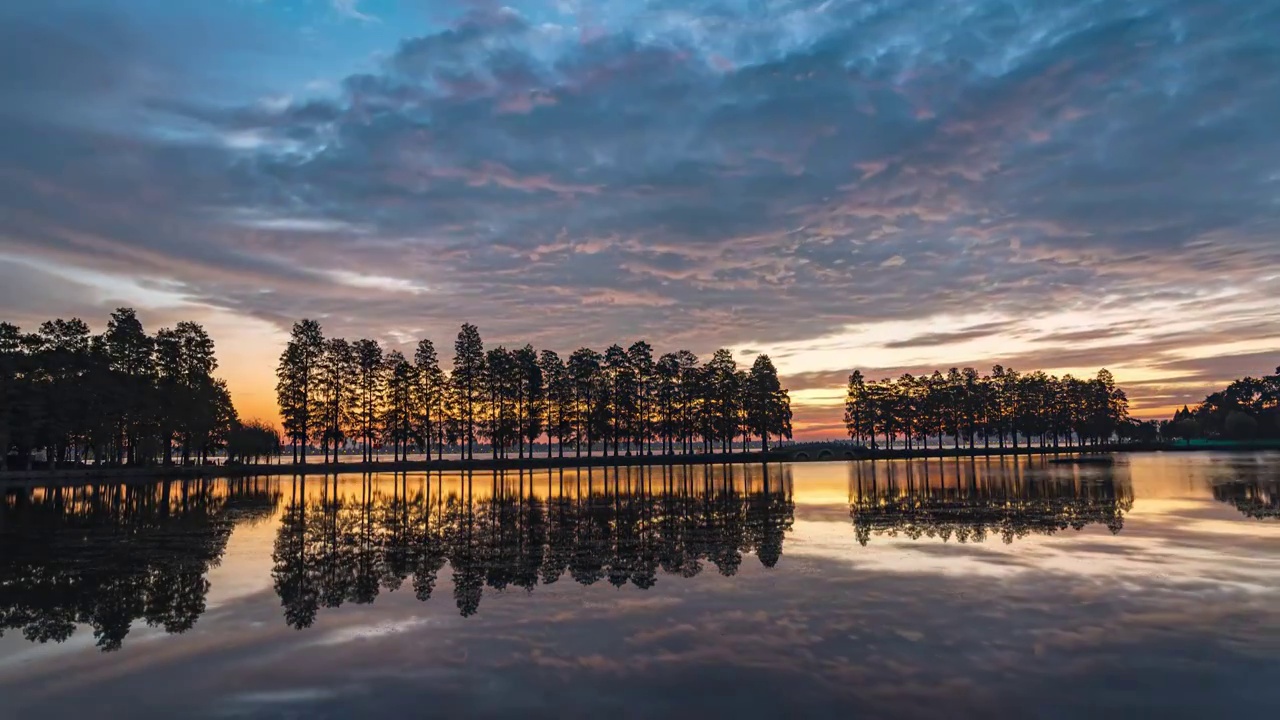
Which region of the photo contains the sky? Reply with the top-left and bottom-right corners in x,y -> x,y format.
0,0 -> 1277,437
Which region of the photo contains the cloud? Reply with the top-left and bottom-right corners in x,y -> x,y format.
882,322 -> 1010,350
1,0 -> 1278,428
332,1 -> 377,23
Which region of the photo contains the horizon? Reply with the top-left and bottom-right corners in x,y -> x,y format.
2,0 -> 1278,439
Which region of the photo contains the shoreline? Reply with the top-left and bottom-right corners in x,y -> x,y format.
1,442 -> 1276,486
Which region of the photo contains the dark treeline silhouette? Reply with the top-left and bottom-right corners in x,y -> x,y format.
271,465 -> 795,626
1212,479 -> 1279,520
275,320 -> 793,464
844,366 -> 1133,450
1164,366 -> 1280,443
848,459 -> 1134,545
0,309 -> 279,472
0,478 -> 281,651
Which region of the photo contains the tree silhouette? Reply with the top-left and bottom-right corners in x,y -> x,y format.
3,478 -> 281,649
383,351 -> 416,462
539,350 -> 572,459
0,323 -> 22,471
745,355 -> 792,452
0,310 -> 246,471
1173,367 -> 1280,440
413,339 -> 447,461
514,346 -> 543,460
567,348 -> 602,458
262,321 -> 804,466
452,324 -> 486,461
317,338 -> 356,464
843,366 -> 1132,450
628,342 -> 656,455
352,339 -> 385,463
277,320 -> 324,464
226,420 -> 282,465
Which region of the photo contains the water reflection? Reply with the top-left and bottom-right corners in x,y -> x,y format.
4,457 -> 1276,658
1213,479 -> 1280,519
272,465 -> 796,627
848,459 -> 1135,546
0,479 -> 281,651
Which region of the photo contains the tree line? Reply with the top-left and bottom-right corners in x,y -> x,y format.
1163,366 -> 1280,443
275,320 -> 794,464
0,309 -> 277,471
843,366 -> 1132,450
273,465 -> 794,625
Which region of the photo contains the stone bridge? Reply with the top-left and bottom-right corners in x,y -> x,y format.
774,440 -> 867,462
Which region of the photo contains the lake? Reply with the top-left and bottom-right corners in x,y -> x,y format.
1,453 -> 1278,719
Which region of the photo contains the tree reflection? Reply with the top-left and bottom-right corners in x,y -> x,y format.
1212,480 -> 1280,519
270,465 -> 796,626
0,478 -> 281,651
848,459 -> 1134,545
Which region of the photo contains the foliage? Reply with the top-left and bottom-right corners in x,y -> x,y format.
272,321 -> 794,459
844,366 -> 1130,449
227,420 -> 283,464
1180,368 -> 1280,440
1,309 -> 241,470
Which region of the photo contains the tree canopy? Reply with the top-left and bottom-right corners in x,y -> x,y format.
844,365 -> 1130,449
1164,367 -> 1280,442
272,320 -> 794,460
1,309 -> 250,470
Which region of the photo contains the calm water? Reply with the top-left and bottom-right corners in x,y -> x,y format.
1,454 -> 1278,719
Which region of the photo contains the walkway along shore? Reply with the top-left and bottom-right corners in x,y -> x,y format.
2,441 -> 1277,486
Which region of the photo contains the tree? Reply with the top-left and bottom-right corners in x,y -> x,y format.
483,346 -> 516,459
317,338 -> 356,463
195,378 -> 238,462
746,354 -> 790,451
514,345 -> 543,459
1224,410 -> 1258,441
31,318 -> 93,468
1168,417 -> 1201,445
227,419 -> 281,464
353,339 -> 385,463
602,344 -> 634,456
154,322 -> 221,465
413,339 -> 446,461
844,370 -> 869,446
0,323 -> 22,471
1,310 -> 239,471
705,349 -> 739,453
675,350 -> 700,454
567,348 -> 602,458
628,341 -> 655,455
539,350 -> 571,458
451,324 -> 485,461
655,353 -> 681,455
276,319 -> 325,464
99,308 -> 156,465
383,351 -> 416,461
